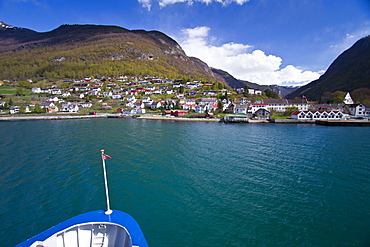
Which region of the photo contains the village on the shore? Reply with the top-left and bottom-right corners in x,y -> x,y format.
0,75 -> 369,123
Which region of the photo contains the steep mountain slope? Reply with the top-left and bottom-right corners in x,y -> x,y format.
0,22 -> 215,81
286,35 -> 370,101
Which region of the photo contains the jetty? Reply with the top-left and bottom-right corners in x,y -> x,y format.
315,120 -> 370,126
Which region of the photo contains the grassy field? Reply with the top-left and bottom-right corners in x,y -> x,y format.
270,114 -> 291,119
0,86 -> 31,95
0,86 -> 17,94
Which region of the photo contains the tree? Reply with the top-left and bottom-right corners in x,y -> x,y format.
351,88 -> 370,103
264,89 -> 279,99
19,105 -> 27,114
33,103 -> 45,113
283,106 -> 299,116
330,91 -> 346,103
16,87 -> 24,96
243,85 -> 249,97
217,100 -> 223,113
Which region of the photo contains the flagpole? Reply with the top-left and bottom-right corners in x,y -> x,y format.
101,149 -> 113,215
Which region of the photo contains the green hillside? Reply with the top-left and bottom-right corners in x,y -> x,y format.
0,24 -> 216,82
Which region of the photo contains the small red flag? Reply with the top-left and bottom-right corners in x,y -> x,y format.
102,153 -> 112,160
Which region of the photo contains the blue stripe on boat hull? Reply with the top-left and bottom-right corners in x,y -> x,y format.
17,210 -> 148,247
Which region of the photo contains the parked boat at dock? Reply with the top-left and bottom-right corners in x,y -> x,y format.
222,114 -> 249,123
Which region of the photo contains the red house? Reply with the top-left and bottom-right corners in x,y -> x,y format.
171,110 -> 187,117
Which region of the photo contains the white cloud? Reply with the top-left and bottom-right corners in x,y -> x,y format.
138,0 -> 250,9
330,25 -> 370,54
177,26 -> 321,86
138,0 -> 152,10
8,0 -> 42,5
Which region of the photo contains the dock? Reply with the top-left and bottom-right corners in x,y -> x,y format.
315,120 -> 370,126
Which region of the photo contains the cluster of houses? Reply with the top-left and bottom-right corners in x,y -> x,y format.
1,75 -> 370,120
290,93 -> 370,121
117,92 -> 369,120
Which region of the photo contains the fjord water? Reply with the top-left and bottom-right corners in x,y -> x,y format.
1,118 -> 370,246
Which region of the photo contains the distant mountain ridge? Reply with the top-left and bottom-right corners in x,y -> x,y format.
212,68 -> 298,97
0,22 -> 216,81
286,35 -> 370,101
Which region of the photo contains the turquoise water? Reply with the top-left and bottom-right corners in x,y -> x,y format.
1,118 -> 370,246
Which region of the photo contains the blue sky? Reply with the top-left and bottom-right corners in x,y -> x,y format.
1,0 -> 369,86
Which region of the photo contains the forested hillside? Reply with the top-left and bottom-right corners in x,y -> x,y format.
286,35 -> 370,102
0,23 -> 216,82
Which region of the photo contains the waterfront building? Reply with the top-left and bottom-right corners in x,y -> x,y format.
343,92 -> 354,104
291,110 -> 346,120
344,104 -> 370,117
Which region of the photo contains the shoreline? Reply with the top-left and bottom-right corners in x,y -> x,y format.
137,115 -> 221,122
1,114 -> 368,126
0,114 -> 108,121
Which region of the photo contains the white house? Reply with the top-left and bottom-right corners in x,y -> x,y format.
250,103 -> 268,114
9,106 -> 20,114
40,102 -> 59,113
186,84 -> 198,89
135,102 -> 145,109
51,89 -> 62,95
103,91 -> 113,98
134,108 -> 146,114
343,92 -> 354,104
127,95 -> 136,103
62,92 -> 71,98
183,99 -> 197,111
344,104 -> 369,117
9,105 -> 31,114
32,88 -> 42,94
142,97 -> 153,107
60,102 -> 79,113
249,99 -> 310,114
291,110 -> 346,120
150,102 -> 162,109
78,102 -> 92,108
111,94 -> 122,100
235,104 -> 248,114
239,98 -> 249,105
153,89 -> 163,94
195,103 -> 218,113
248,88 -> 262,95
200,98 -> 218,105
47,96 -> 59,102
203,91 -> 216,96
262,99 -> 310,113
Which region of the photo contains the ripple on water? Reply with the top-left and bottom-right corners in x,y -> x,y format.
1,120 -> 370,246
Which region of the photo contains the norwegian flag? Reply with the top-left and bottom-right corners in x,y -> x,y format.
102,153 -> 112,160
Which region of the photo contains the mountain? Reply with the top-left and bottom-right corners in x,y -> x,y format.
211,68 -> 298,97
0,21 -> 216,81
286,35 -> 370,101
0,21 -> 299,96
